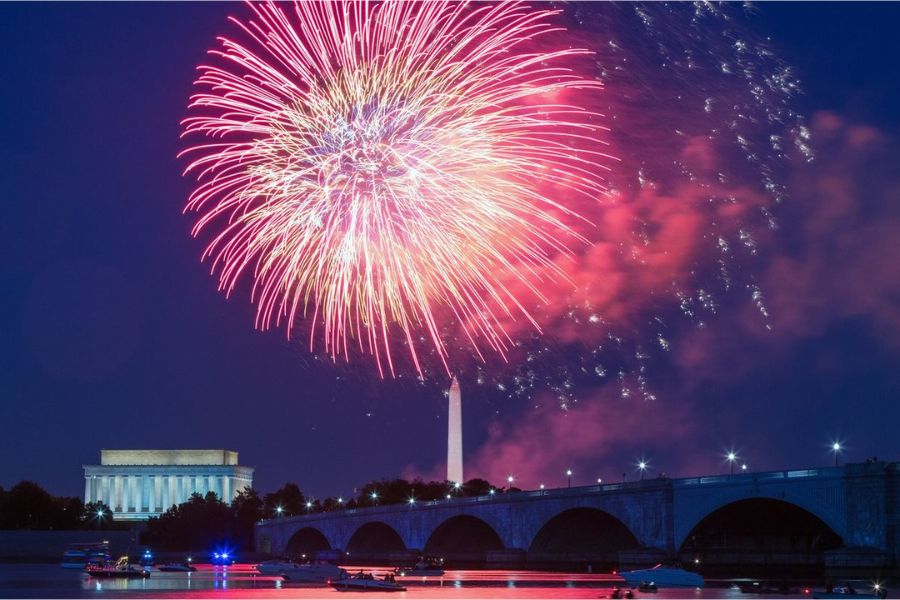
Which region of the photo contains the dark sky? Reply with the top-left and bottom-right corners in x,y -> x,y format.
1,3 -> 898,500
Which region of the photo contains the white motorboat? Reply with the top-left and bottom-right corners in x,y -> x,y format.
255,559 -> 300,575
396,556 -> 445,577
331,572 -> 406,592
280,561 -> 347,583
619,564 -> 704,588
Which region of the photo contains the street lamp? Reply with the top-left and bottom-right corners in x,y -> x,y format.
275,505 -> 283,516
741,463 -> 748,472
305,501 -> 313,511
637,461 -> 647,480
832,442 -> 842,466
370,491 -> 378,504
566,469 -> 573,488
726,451 -> 738,475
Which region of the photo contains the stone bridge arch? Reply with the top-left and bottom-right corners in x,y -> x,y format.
528,507 -> 641,565
675,487 -> 848,552
346,521 -> 406,558
676,496 -> 845,574
284,526 -> 332,557
423,514 -> 505,562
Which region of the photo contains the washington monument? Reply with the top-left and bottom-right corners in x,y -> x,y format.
447,375 -> 463,484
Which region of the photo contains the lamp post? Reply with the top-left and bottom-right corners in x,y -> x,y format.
275,505 -> 283,517
637,461 -> 647,480
726,452 -> 738,475
566,469 -> 573,488
832,442 -> 842,466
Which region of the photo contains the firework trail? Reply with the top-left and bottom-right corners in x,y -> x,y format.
181,0 -> 611,377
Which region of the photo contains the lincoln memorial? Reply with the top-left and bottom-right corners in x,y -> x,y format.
83,449 -> 254,521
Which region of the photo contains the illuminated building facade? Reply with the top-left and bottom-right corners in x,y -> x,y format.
83,449 -> 254,521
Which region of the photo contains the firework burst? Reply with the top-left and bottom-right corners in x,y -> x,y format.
181,1 -> 611,376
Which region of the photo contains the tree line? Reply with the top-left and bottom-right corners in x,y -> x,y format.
2,477 -> 510,552
0,481 -> 117,530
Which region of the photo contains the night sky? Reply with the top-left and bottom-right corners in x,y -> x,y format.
1,3 -> 898,501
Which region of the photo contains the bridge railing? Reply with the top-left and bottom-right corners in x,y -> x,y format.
257,464 -> 853,525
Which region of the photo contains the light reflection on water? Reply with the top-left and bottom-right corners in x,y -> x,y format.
0,563 -> 799,599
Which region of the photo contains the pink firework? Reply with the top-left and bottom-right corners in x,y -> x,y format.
181,0 -> 611,376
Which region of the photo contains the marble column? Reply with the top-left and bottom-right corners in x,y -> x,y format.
130,477 -> 139,512
168,476 -> 177,508
153,476 -> 162,512
84,477 -> 91,504
222,476 -> 231,502
122,475 -> 130,514
115,476 -> 124,512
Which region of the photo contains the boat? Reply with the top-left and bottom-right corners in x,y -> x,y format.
813,584 -> 887,599
619,564 -> 704,588
85,556 -> 150,579
255,559 -> 300,575
60,541 -> 110,569
395,556 -> 445,576
280,561 -> 348,583
330,572 -> 406,592
156,562 -> 197,572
